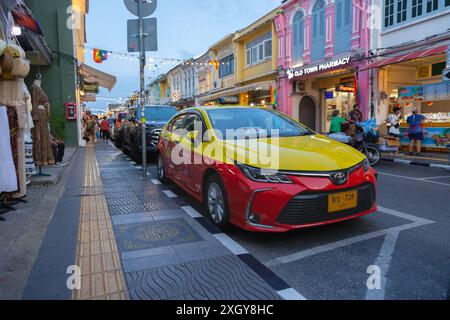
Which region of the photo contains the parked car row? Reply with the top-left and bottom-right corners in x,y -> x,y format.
114,106 -> 178,161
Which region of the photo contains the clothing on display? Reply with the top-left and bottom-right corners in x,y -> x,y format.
0,79 -> 30,198
0,106 -> 18,193
31,82 -> 54,166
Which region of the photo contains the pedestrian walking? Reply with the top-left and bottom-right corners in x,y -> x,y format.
407,108 -> 425,156
386,107 -> 402,138
85,115 -> 97,144
100,116 -> 111,141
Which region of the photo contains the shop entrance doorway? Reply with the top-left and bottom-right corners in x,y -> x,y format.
299,96 -> 316,131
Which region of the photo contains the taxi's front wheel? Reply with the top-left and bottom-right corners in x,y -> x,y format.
205,175 -> 230,229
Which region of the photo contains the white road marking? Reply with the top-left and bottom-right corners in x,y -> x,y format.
163,190 -> 177,198
377,171 -> 450,187
151,179 -> 161,185
266,208 -> 434,267
136,166 -> 143,170
214,233 -> 249,255
377,206 -> 434,225
419,175 -> 450,180
131,161 -> 137,165
181,206 -> 202,218
277,288 -> 307,301
365,231 -> 399,300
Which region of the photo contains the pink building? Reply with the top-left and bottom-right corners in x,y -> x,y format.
274,0 -> 372,133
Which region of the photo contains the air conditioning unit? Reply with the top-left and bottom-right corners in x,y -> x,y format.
294,81 -> 306,94
417,65 -> 431,79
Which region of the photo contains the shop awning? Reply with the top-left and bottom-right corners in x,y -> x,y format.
79,63 -> 117,92
361,45 -> 448,71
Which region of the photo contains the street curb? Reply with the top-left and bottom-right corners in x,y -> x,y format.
381,158 -> 450,171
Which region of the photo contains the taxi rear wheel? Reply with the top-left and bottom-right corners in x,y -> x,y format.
157,153 -> 168,183
205,175 -> 230,229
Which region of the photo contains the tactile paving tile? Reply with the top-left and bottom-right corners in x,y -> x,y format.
125,255 -> 279,300
104,190 -> 138,201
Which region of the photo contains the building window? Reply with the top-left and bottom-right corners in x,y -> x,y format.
412,0 -> 424,18
292,11 -> 305,63
397,0 -> 407,23
246,32 -> 272,67
335,0 -> 352,54
426,0 -> 438,12
311,0 -> 326,61
385,0 -> 395,27
219,55 -> 234,78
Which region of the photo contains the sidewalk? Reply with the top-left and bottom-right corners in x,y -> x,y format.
30,147 -> 78,186
382,151 -> 450,170
15,141 -> 299,300
0,148 -> 82,299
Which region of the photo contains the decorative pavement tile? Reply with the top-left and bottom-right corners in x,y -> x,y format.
125,255 -> 279,300
115,219 -> 203,252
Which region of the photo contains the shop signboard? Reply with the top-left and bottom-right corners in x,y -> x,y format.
82,81 -> 100,94
287,57 -> 351,80
442,69 -> 450,82
218,96 -> 240,104
398,86 -> 424,101
325,91 -> 334,100
400,126 -> 450,149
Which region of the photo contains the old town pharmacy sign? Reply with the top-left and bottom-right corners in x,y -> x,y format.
287,57 -> 351,80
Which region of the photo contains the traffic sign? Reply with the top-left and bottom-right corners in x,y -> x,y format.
127,18 -> 158,52
123,0 -> 157,17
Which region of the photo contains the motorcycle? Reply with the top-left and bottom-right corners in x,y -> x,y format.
328,119 -> 381,167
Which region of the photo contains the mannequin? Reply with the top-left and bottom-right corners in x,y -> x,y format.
31,74 -> 54,166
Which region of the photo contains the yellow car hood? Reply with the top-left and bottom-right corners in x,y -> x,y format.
220,135 -> 365,172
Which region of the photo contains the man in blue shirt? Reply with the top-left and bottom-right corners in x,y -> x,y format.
407,108 -> 426,156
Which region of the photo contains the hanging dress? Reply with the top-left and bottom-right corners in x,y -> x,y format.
31,83 -> 54,166
0,106 -> 18,193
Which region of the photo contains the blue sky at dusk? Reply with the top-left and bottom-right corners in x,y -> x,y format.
85,0 -> 280,111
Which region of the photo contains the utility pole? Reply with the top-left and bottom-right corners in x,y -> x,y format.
138,0 -> 147,177
125,0 -> 158,177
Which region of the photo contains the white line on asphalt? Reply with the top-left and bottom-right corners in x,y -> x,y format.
377,171 -> 450,187
181,206 -> 202,218
377,206 -> 434,225
214,233 -> 249,255
365,231 -> 399,300
265,218 -> 433,267
277,288 -> 307,301
163,190 -> 178,198
136,166 -> 143,170
419,175 -> 450,180
151,179 -> 161,185
131,161 -> 137,165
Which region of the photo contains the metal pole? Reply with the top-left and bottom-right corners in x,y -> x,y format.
138,0 -> 147,177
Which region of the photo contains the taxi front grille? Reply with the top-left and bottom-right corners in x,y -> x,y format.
276,183 -> 376,226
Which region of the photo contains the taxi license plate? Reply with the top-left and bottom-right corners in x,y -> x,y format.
328,190 -> 358,213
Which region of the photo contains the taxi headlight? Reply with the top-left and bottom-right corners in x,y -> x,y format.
236,163 -> 293,184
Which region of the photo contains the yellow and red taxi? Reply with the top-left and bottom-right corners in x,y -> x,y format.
157,107 -> 377,233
